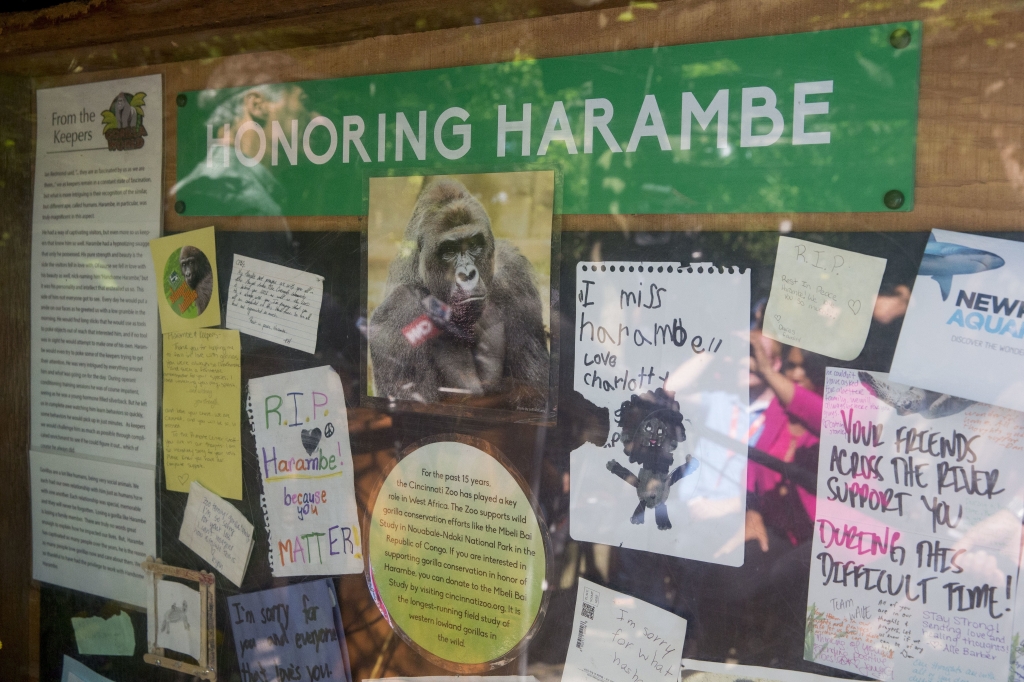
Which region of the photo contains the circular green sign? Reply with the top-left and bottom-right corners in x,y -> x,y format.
366,437 -> 548,670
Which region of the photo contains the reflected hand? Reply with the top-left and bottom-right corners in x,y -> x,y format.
745,510 -> 770,553
749,337 -> 772,378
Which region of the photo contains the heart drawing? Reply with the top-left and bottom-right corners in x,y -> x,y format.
177,474 -> 189,485
300,427 -> 322,454
848,300 -> 862,315
774,314 -> 782,322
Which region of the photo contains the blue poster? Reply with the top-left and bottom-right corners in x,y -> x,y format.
227,579 -> 352,682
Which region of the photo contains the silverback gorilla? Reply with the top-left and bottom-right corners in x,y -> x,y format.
179,245 -> 214,315
369,178 -> 549,410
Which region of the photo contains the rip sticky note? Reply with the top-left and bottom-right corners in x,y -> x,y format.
763,236 -> 887,361
149,226 -> 220,332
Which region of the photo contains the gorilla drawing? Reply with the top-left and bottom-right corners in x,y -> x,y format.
369,178 -> 549,410
179,245 -> 214,315
606,389 -> 699,530
110,93 -> 138,129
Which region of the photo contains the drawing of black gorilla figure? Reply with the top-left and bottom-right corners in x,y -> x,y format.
369,178 -> 549,410
606,388 -> 699,530
110,93 -> 138,129
179,245 -> 213,315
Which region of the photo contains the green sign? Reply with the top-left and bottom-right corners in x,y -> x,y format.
366,438 -> 547,669
175,22 -> 920,216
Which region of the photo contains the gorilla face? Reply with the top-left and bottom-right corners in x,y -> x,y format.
621,412 -> 682,473
416,184 -> 495,335
179,246 -> 209,290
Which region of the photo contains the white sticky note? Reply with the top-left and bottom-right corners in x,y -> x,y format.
178,481 -> 255,587
763,236 -> 887,360
155,580 -> 202,661
563,578 -> 687,682
226,255 -> 324,353
890,229 -> 1024,413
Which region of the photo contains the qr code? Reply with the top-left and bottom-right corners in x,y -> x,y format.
576,620 -> 588,650
581,602 -> 595,620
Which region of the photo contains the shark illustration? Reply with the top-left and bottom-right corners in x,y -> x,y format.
919,232 -> 1004,301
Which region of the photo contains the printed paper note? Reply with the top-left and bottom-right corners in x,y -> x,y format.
804,368 -> 1024,682
247,366 -> 362,576
163,329 -> 241,498
179,481 -> 254,587
31,450 -> 156,607
891,229 -> 1024,413
155,580 -> 201,661
31,74 -> 162,464
62,656 -> 115,682
227,580 -> 351,682
149,226 -> 220,333
226,255 -> 324,353
570,262 -> 750,566
763,236 -> 887,361
563,578 -> 687,682
71,612 -> 135,656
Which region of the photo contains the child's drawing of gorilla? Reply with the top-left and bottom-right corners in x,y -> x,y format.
110,93 -> 138,129
606,388 -> 699,530
369,178 -> 549,410
179,245 -> 213,315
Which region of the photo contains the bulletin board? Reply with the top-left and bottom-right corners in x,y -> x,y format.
7,1 -> 1024,681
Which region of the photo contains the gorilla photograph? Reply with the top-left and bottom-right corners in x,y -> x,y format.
164,244 -> 215,317
366,171 -> 554,413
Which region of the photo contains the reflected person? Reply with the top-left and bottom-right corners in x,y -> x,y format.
171,83 -> 316,215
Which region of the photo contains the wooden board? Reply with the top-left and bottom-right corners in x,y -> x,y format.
20,0 -> 1024,234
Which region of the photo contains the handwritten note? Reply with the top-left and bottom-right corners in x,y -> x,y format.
71,612 -> 135,656
227,580 -> 351,682
563,578 -> 687,682
763,237 -> 887,361
805,368 -> 1024,682
155,580 -> 201,661
163,329 -> 241,499
178,481 -> 254,587
226,255 -> 323,354
570,262 -> 751,566
247,366 -> 362,577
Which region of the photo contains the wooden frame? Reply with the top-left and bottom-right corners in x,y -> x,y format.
141,557 -> 217,681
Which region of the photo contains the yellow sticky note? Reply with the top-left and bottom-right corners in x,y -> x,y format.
163,329 -> 241,499
150,226 -> 221,332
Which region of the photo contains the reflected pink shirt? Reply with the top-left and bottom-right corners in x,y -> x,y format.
747,385 -> 823,543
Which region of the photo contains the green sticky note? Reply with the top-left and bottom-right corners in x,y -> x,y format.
71,612 -> 136,656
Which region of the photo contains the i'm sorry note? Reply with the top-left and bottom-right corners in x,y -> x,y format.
228,580 -> 351,682
248,366 -> 362,576
763,236 -> 886,361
